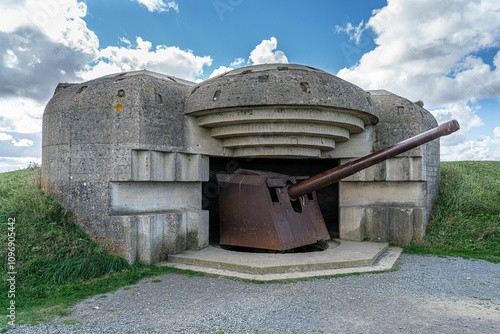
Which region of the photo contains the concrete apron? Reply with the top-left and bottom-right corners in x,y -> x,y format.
159,240 -> 402,281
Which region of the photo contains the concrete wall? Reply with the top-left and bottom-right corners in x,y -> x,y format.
337,90 -> 440,245
42,70 -> 209,264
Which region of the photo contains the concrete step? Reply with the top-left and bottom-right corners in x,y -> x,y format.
160,240 -> 402,281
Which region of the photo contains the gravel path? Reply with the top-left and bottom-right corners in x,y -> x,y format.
7,254 -> 500,334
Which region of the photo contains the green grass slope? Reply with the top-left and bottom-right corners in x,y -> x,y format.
405,161 -> 500,262
0,167 -> 192,329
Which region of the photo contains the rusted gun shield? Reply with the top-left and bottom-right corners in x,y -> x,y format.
217,170 -> 330,251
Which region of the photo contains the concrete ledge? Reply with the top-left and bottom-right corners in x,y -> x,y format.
109,182 -> 201,214
160,240 -> 402,281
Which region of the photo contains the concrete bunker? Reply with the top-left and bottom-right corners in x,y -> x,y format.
42,64 -> 442,264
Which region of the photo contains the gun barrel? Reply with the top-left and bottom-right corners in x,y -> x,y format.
287,119 -> 460,200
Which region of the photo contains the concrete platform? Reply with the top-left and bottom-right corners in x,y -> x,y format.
160,240 -> 402,281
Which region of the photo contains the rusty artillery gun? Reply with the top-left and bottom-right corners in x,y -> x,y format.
216,119 -> 460,251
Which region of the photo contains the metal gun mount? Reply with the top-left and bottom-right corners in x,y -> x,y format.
216,119 -> 460,251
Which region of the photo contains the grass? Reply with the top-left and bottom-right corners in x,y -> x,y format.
0,161 -> 499,330
405,161 -> 500,262
0,166 -> 201,330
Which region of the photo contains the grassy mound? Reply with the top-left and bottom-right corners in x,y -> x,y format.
405,161 -> 500,262
0,167 -> 189,329
0,167 -> 128,287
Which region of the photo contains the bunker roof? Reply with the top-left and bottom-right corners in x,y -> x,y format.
185,63 -> 379,124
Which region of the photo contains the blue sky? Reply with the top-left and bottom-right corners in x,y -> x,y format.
0,0 -> 499,172
84,0 -> 384,75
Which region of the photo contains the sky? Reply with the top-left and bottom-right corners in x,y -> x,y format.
1,0 -> 499,172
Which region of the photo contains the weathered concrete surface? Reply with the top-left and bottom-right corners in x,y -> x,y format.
185,64 -> 379,117
165,240 -> 401,281
185,64 -> 380,158
42,70 -> 209,264
42,65 -> 443,264
337,90 -> 440,245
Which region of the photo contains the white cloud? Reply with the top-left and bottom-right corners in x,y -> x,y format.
0,0 -> 98,56
249,37 -> 288,65
79,37 -> 212,82
208,39 -> 289,78
0,132 -> 34,147
336,0 -> 500,161
337,0 -> 500,105
4,49 -> 19,68
13,138 -> 34,147
230,58 -> 246,67
441,134 -> 500,161
209,66 -> 234,78
0,97 -> 45,134
134,0 -> 179,13
430,103 -> 483,134
0,1 -> 98,100
0,27 -> 94,101
335,21 -> 366,45
136,36 -> 152,51
494,127 -> 500,138
0,133 -> 13,141
0,0 -> 95,167
209,57 -> 249,78
119,37 -> 132,47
